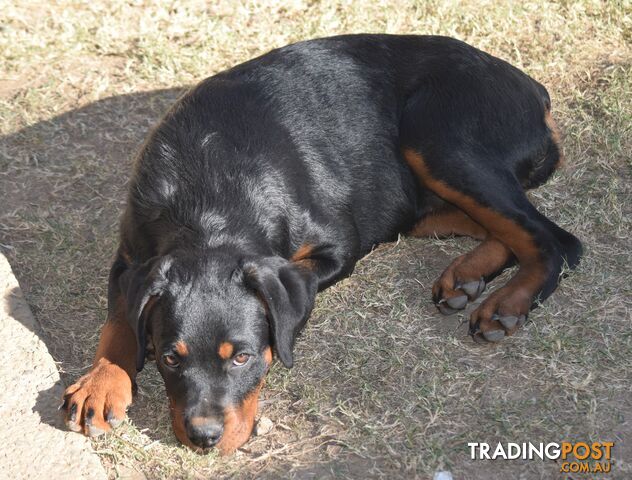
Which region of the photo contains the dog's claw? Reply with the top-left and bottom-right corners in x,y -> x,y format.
66,403 -> 82,432
438,302 -> 458,315
106,410 -> 123,428
69,403 -> 77,422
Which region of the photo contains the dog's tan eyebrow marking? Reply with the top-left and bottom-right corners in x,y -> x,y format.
218,341 -> 234,360
290,243 -> 316,270
290,243 -> 313,262
175,340 -> 189,356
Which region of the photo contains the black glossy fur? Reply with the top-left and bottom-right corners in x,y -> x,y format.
109,34 -> 581,449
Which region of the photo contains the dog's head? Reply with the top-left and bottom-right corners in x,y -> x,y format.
119,246 -> 317,453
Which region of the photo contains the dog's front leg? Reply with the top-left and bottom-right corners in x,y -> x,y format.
61,294 -> 136,436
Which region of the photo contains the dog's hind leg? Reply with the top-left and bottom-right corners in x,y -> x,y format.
403,148 -> 582,342
410,208 -> 515,312
431,238 -> 514,315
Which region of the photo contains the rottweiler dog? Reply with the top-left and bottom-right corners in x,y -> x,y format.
62,34 -> 582,453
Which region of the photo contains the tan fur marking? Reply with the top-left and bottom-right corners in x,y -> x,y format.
175,340 -> 189,357
93,298 -> 138,376
213,347 -> 272,453
120,249 -> 133,265
454,238 -> 512,279
218,341 -> 234,360
217,378 -> 264,454
170,348 -> 274,454
291,244 -> 313,261
169,397 -> 199,450
410,209 -> 488,240
263,346 -> 273,365
63,296 -> 136,435
290,243 -> 316,270
433,238 -> 513,300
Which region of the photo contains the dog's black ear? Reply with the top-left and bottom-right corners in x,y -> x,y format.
116,255 -> 171,372
243,257 -> 318,368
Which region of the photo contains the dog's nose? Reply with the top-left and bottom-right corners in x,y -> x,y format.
186,417 -> 224,449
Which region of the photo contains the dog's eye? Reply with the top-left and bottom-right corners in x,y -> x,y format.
232,353 -> 250,367
162,353 -> 180,368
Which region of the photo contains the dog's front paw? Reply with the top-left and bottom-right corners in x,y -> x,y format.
61,358 -> 133,437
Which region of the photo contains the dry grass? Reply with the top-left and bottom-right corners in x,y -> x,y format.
1,1 -> 630,478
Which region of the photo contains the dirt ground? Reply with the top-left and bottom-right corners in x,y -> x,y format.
1,1 -> 630,479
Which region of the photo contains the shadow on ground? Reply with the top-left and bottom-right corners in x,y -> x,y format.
0,88 -> 187,439
0,87 -> 185,366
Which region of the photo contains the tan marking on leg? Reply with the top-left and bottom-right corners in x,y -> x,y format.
63,296 -> 135,436
433,238 -> 512,300
218,341 -> 234,360
291,244 -> 313,261
410,209 -> 488,240
403,149 -> 544,272
93,296 -> 139,375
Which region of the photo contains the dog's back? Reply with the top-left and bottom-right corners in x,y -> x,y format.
126,35 -> 560,259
